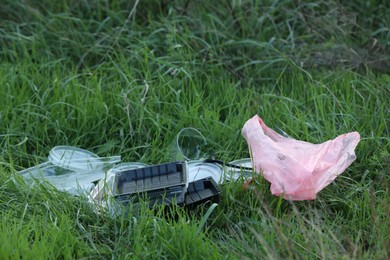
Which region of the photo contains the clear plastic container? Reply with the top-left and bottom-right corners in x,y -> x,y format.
89,162 -> 149,203
19,146 -> 121,194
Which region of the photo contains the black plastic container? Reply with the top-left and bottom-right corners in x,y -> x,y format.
184,177 -> 221,206
113,161 -> 188,207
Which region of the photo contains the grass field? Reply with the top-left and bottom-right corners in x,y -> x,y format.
0,0 -> 389,258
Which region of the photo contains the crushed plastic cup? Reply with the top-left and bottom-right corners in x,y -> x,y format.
172,127 -> 207,161
19,146 -> 121,194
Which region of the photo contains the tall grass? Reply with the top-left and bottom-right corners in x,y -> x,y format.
0,0 -> 389,258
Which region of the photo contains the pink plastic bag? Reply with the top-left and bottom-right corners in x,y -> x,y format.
242,115 -> 360,200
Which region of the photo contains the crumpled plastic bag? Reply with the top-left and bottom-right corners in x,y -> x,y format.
242,114 -> 360,200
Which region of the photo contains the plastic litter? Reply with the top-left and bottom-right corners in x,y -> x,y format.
188,161 -> 223,183
242,114 -> 361,200
17,118 -> 363,209
89,159 -> 251,210
19,146 -> 121,194
18,129 -> 253,211
113,161 -> 189,207
89,162 -> 149,199
172,127 -> 207,161
188,159 -> 253,184
185,177 -> 221,206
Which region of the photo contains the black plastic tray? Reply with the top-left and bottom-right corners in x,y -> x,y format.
113,161 -> 188,206
184,177 -> 221,206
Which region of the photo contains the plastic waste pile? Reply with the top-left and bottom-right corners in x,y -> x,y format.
20,128 -> 253,212
19,115 -> 360,212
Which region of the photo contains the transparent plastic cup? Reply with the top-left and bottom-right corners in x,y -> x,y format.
172,127 -> 207,161
172,128 -> 253,183
19,146 -> 121,194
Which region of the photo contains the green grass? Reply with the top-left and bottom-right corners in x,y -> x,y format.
0,0 -> 389,258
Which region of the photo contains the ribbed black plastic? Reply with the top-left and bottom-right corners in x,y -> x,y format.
113,161 -> 187,206
184,177 -> 221,206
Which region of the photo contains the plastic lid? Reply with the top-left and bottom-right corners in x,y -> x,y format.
48,146 -> 121,171
188,161 -> 223,183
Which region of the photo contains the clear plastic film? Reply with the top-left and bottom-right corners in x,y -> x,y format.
20,146 -> 121,194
